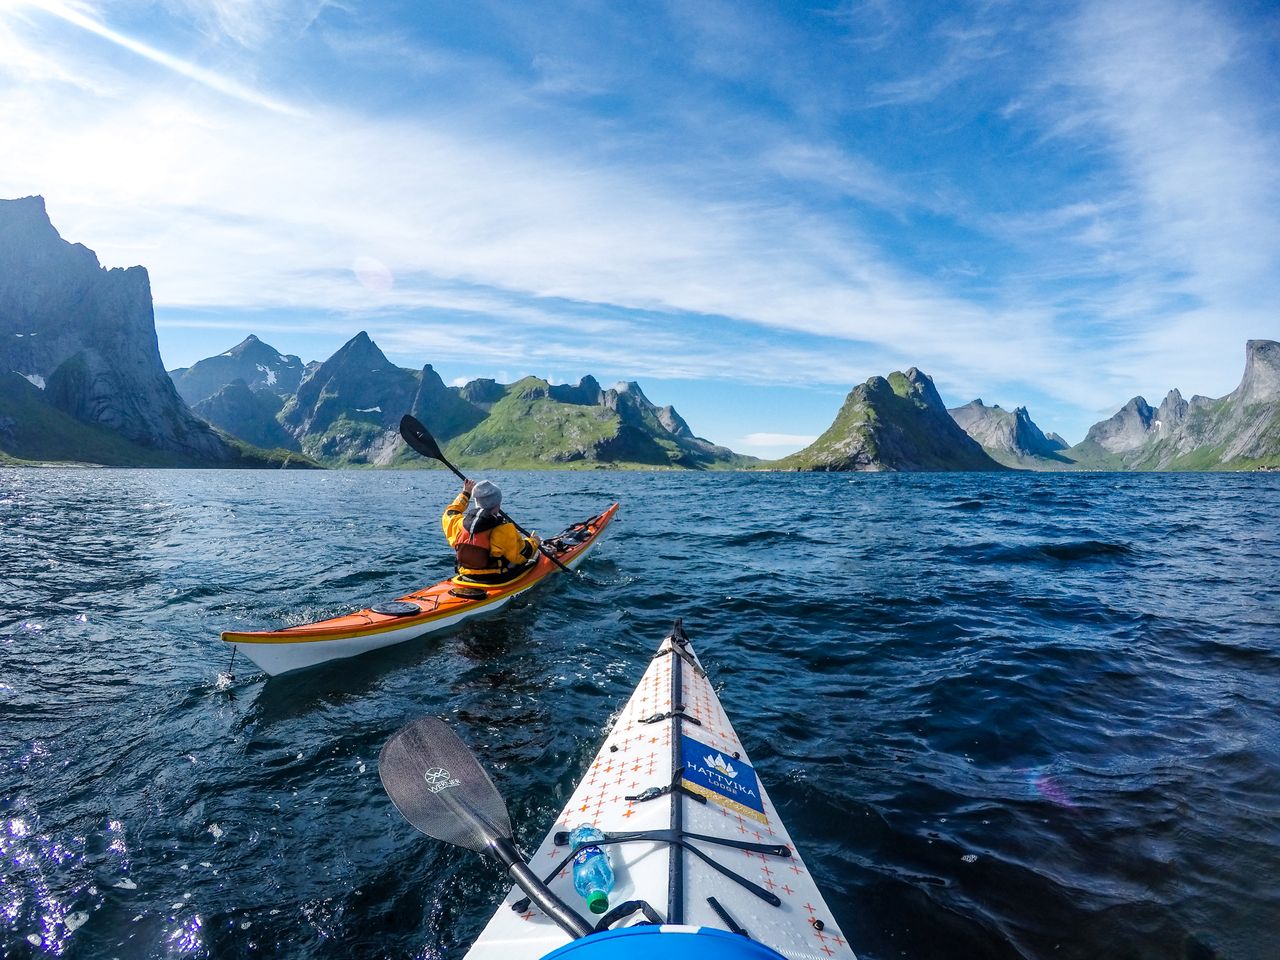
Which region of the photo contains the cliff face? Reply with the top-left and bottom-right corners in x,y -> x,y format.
408,364 -> 485,444
1069,340 -> 1280,469
0,196 -> 232,462
949,399 -> 1070,468
776,368 -> 1003,471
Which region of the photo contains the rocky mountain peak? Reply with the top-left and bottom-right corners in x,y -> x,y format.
1069,338 -> 1280,468
897,367 -> 947,411
948,396 -> 1066,464
1082,396 -> 1155,453
603,380 -> 656,414
0,196 -> 61,245
459,378 -> 506,406
1155,388 -> 1188,431
548,375 -> 603,405
336,330 -> 389,365
169,334 -> 304,405
410,363 -> 484,442
656,405 -> 693,438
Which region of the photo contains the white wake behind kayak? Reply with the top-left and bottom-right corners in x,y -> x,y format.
464,621 -> 856,960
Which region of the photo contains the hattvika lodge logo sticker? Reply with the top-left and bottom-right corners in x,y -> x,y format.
680,735 -> 766,823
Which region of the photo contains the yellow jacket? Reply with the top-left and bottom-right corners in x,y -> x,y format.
442,492 -> 537,574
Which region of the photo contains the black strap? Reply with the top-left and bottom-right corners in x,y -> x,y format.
707,896 -> 749,937
593,900 -> 664,931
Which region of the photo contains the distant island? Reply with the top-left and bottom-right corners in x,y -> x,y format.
2,195 -> 1278,471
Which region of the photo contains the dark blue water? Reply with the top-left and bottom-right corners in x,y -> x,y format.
2,469 -> 1279,960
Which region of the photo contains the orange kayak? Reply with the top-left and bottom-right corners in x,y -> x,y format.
222,503 -> 619,676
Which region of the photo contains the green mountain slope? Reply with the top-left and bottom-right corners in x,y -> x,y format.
437,377 -> 755,470
775,368 -> 1004,472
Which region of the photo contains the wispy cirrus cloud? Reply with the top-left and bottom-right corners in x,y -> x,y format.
1035,0 -> 1280,398
3,0 -> 304,114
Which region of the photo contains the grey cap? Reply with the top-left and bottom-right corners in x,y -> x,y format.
472,479 -> 502,510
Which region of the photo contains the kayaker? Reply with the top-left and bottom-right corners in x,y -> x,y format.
443,479 -> 540,583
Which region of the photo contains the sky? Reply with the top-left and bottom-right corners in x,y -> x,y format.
1,0 -> 1278,456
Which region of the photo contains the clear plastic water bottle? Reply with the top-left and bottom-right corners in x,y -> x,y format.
568,824 -> 614,914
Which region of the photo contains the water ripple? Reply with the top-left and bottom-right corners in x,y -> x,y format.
1,468 -> 1278,959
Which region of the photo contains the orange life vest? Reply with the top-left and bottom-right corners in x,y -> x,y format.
455,521 -> 502,570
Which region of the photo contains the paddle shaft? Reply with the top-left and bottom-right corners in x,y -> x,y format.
490,836 -> 593,938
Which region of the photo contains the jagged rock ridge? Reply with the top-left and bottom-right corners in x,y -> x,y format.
1069,340 -> 1280,469
949,399 -> 1069,468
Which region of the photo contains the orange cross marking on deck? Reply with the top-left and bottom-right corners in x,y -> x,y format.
623,808 -> 635,818
814,930 -> 829,944
781,884 -> 794,896
790,864 -> 805,875
832,935 -> 846,947
819,945 -> 833,957
803,903 -> 816,914
520,911 -> 534,921
761,865 -> 774,876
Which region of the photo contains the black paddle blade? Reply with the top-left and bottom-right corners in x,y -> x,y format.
399,414 -> 445,461
378,716 -> 513,854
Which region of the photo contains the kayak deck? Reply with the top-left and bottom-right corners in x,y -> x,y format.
220,503 -> 618,675
463,621 -> 855,960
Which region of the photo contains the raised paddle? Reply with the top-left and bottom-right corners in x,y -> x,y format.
398,414 -> 577,576
378,716 -> 593,939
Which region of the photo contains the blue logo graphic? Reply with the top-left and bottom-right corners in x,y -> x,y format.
679,735 -> 766,821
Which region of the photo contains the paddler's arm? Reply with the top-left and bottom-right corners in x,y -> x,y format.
441,481 -> 475,541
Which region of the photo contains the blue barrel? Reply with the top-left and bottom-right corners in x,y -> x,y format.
538,925 -> 789,960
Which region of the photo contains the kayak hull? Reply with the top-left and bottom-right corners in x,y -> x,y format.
462,622 -> 856,960
221,503 -> 618,676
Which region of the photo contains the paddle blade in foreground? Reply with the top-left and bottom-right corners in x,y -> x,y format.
379,716 -> 512,853
399,414 -> 446,462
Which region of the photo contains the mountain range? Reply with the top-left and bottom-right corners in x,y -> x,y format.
171,330 -> 755,469
2,195 -> 1276,472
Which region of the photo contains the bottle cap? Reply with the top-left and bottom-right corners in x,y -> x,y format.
587,890 -> 609,914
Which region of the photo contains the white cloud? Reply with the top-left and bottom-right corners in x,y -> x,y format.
1,0 -> 1275,448
1040,0 -> 1280,396
9,0 -> 304,114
